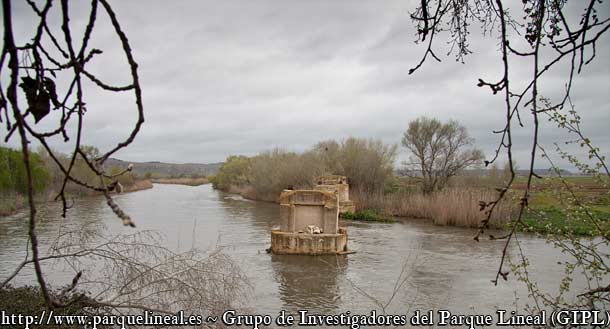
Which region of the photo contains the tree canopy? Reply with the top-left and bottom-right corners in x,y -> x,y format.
402,117 -> 483,193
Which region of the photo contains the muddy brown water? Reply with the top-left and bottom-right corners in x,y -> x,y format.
0,184 -> 576,323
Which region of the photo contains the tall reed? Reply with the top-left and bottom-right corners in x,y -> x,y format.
352,188 -> 516,228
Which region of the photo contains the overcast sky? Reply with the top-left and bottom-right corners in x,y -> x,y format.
4,1 -> 610,170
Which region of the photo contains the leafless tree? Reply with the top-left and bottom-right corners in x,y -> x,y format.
1,228 -> 251,319
1,0 -> 144,308
1,0 -> 251,318
408,0 -> 609,313
313,137 -> 398,193
401,116 -> 483,194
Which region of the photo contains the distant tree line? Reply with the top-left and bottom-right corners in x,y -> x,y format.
0,145 -> 138,201
0,146 -> 50,195
211,117 -> 484,200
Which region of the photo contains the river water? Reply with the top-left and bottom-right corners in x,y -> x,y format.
0,184 -> 573,323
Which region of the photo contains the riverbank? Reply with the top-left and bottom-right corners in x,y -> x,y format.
122,179 -> 154,192
226,185 -> 277,202
151,177 -> 209,186
341,210 -> 395,222
216,184 -> 508,226
214,183 -> 609,236
0,179 -> 153,217
0,194 -> 24,216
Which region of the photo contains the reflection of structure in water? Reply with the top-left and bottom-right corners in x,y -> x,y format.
270,189 -> 349,255
270,254 -> 347,312
314,175 -> 355,214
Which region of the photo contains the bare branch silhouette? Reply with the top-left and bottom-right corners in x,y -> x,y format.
1,0 -> 143,308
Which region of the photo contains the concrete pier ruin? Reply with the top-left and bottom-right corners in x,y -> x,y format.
270,189 -> 348,255
314,175 -> 355,214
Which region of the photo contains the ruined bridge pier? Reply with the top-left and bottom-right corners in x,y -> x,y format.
270,175 -> 354,255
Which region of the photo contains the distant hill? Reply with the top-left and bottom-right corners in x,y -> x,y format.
104,158 -> 222,178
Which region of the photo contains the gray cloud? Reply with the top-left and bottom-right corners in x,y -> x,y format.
3,0 -> 609,171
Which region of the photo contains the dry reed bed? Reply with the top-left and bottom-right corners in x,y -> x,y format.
352,188 -> 516,228
123,179 -> 154,192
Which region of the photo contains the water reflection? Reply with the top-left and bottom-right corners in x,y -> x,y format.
0,197 -> 110,286
271,254 -> 347,313
217,192 -> 278,233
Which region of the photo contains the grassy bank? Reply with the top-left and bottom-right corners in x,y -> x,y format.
521,207 -> 610,235
123,179 -> 154,192
341,210 -> 395,222
219,178 -> 608,236
151,177 -> 209,186
518,177 -> 610,235
220,184 -> 511,227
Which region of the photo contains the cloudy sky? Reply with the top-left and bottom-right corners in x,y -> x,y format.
4,1 -> 610,169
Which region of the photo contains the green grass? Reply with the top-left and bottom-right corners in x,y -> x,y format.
512,175 -> 607,185
520,206 -> 610,236
514,178 -> 610,236
341,210 -> 395,223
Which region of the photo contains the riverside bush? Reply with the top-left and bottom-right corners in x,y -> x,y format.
214,137 -> 397,199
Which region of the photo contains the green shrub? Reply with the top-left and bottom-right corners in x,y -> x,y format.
0,146 -> 50,195
337,138 -> 397,193
214,137 -> 398,196
249,149 -> 325,196
212,155 -> 252,190
521,206 -> 610,236
341,210 -> 394,222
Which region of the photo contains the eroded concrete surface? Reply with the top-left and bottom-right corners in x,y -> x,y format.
314,175 -> 355,214
271,189 -> 348,255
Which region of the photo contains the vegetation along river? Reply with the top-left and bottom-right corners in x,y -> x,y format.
0,184 -> 576,320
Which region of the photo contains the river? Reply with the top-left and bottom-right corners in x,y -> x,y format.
0,184 -> 572,322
